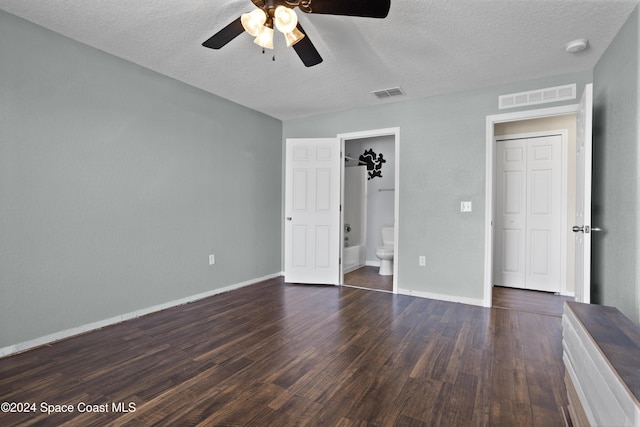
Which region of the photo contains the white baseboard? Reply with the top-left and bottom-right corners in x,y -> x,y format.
343,264 -> 365,274
365,260 -> 381,267
398,287 -> 485,307
0,272 -> 282,358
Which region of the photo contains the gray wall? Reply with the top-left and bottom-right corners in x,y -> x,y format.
4,3 -> 637,351
284,72 -> 592,302
0,11 -> 283,348
592,6 -> 640,323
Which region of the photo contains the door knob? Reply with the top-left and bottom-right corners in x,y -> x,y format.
286,217 -> 292,221
573,225 -> 603,233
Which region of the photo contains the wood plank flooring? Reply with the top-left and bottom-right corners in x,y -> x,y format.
344,266 -> 393,292
0,278 -> 569,426
492,286 -> 574,318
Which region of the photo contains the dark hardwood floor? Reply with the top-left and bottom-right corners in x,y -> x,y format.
0,278 -> 570,426
492,286 -> 574,318
344,266 -> 393,292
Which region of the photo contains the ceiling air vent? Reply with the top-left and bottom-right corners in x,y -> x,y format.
499,84 -> 576,110
372,87 -> 405,99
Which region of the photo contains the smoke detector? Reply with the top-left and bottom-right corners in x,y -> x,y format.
565,39 -> 589,53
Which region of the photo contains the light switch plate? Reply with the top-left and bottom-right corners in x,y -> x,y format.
461,201 -> 472,212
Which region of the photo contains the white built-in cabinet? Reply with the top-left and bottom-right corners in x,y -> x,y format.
563,302 -> 640,426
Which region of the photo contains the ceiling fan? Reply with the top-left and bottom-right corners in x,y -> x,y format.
202,0 -> 391,67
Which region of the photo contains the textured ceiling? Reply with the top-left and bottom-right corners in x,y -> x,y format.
1,0 -> 638,120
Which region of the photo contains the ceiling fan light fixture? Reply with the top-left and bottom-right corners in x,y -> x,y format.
254,26 -> 274,49
203,0 -> 391,67
241,8 -> 267,37
274,6 -> 298,33
284,27 -> 305,47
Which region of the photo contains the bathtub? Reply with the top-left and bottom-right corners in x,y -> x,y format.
343,243 -> 365,273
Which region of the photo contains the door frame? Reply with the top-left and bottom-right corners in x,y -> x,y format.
337,127 -> 400,294
484,105 -> 578,307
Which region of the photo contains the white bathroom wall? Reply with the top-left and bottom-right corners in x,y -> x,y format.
345,135 -> 395,264
344,166 -> 367,247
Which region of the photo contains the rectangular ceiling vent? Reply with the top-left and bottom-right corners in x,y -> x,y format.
498,84 -> 576,110
372,87 -> 405,99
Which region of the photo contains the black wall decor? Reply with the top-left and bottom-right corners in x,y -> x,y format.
359,148 -> 386,180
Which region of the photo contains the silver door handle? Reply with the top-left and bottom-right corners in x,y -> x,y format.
573,225 -> 603,233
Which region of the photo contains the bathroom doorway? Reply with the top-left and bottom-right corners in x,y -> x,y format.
338,128 -> 399,293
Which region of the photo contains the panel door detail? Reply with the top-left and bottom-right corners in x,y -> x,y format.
494,135 -> 563,292
526,136 -> 562,292
495,140 -> 527,288
284,138 -> 340,285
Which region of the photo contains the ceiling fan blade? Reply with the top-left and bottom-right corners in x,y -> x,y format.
299,0 -> 390,18
292,25 -> 323,67
202,17 -> 245,49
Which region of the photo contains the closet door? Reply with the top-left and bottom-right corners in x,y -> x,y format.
494,135 -> 562,292
525,136 -> 562,292
495,139 -> 527,288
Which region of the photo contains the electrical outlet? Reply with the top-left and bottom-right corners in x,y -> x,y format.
419,256 -> 426,266
209,254 -> 215,265
461,201 -> 472,212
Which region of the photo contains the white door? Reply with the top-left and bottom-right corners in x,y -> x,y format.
284,138 -> 340,285
525,136 -> 563,292
495,139 -> 527,288
494,135 -> 563,292
574,84 -> 593,303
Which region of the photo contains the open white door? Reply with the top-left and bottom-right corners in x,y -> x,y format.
574,84 -> 593,303
284,138 -> 341,285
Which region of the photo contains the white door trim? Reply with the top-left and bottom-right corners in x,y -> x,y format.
574,83 -> 594,304
484,105 -> 578,307
494,130 -> 568,294
337,127 -> 400,294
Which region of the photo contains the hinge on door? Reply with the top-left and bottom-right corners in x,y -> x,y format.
339,257 -> 342,265
340,204 -> 342,212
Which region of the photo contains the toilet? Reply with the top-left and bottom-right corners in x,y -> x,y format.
375,226 -> 394,276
